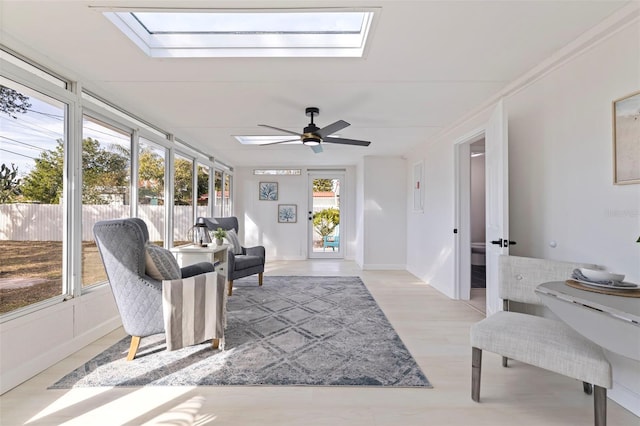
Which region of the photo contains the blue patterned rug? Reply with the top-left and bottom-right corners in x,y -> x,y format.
50,276 -> 431,388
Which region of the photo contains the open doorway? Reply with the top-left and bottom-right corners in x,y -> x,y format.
470,140 -> 486,297
454,130 -> 486,312
455,101 -> 509,316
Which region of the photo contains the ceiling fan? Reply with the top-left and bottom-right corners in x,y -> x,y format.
258,107 -> 371,153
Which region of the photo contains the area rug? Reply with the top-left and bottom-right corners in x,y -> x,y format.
50,276 -> 431,388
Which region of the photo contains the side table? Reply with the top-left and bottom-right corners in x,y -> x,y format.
170,244 -> 229,291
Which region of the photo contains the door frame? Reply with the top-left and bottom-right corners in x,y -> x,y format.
454,128 -> 485,301
307,171 -> 345,259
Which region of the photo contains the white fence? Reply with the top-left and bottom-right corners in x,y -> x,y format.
0,204 -> 209,242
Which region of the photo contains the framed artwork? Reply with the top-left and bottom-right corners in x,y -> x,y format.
413,160 -> 424,212
278,204 -> 297,223
259,182 -> 278,200
613,90 -> 640,185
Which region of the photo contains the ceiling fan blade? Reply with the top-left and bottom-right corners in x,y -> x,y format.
258,124 -> 302,137
259,138 -> 301,146
322,136 -> 371,146
310,144 -> 323,154
316,120 -> 350,138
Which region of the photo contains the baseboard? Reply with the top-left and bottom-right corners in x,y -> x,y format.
0,316 -> 121,394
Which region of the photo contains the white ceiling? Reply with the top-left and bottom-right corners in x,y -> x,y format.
0,0 -> 630,168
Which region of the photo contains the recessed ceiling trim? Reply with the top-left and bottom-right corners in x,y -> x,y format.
100,8 -> 378,58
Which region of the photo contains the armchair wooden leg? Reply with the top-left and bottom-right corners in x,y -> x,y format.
212,338 -> 220,349
472,347 -> 482,402
502,356 -> 509,367
127,336 -> 141,361
259,272 -> 263,286
594,385 -> 607,426
228,280 -> 233,296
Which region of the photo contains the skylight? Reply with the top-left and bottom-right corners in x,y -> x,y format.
102,9 -> 376,58
235,135 -> 340,145
235,135 -> 298,145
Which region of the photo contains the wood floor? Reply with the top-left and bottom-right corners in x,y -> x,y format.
1,260 -> 637,426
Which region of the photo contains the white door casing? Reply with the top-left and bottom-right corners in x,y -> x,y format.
484,100 -> 509,316
308,172 -> 344,259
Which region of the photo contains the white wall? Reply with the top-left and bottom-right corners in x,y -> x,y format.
405,14 -> 640,415
0,288 -> 120,394
362,156 -> 407,270
233,166 -> 357,261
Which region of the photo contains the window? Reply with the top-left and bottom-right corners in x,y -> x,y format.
0,78 -> 67,313
253,169 -> 301,175
138,138 -> 166,246
214,169 -> 223,217
103,9 -> 376,58
81,115 -> 131,288
224,173 -> 232,217
196,162 -> 210,218
173,153 -> 193,246
0,48 -> 227,319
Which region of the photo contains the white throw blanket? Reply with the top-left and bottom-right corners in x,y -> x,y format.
162,271 -> 226,351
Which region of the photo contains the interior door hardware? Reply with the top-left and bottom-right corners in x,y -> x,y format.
490,239 -> 503,246
507,240 -> 517,246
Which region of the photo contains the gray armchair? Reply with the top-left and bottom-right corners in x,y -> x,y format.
199,216 -> 265,296
93,218 -> 221,360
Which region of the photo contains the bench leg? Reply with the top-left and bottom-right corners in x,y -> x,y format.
583,382 -> 593,395
502,356 -> 508,367
594,385 -> 606,426
228,280 -> 233,296
472,347 -> 482,402
259,272 -> 263,286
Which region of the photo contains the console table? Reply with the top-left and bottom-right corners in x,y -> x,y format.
171,244 -> 229,289
535,281 -> 640,361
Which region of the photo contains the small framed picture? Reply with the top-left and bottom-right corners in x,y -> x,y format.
259,182 -> 278,200
613,90 -> 640,185
278,204 -> 297,223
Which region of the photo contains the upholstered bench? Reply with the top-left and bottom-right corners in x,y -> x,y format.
470,255 -> 612,426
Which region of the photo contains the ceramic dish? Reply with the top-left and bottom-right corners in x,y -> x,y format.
579,268 -> 625,283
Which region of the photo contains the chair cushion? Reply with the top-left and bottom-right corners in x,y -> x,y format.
145,244 -> 181,281
225,229 -> 243,255
471,311 -> 611,388
233,255 -> 264,270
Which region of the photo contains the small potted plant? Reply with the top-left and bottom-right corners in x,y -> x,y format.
213,227 -> 226,246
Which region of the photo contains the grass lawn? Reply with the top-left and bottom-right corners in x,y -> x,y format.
0,241 -> 106,314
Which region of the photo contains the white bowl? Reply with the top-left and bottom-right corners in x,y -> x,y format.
579,268 -> 625,282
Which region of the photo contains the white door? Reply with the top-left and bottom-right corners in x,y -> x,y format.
308,173 -> 343,259
485,100 -> 510,316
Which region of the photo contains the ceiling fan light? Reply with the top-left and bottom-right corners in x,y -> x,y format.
302,133 -> 321,145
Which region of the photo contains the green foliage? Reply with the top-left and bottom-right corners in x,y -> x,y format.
213,227 -> 227,239
20,142 -> 64,204
138,147 -> 165,203
313,208 -> 340,238
20,138 -> 129,204
0,85 -> 31,119
313,178 -> 334,192
81,138 -> 129,204
174,158 -> 193,205
0,163 -> 22,203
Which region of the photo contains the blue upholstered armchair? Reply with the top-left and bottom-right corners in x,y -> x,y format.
93,218 -> 220,360
199,216 -> 265,296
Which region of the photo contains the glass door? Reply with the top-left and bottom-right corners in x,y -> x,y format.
308,173 -> 343,258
